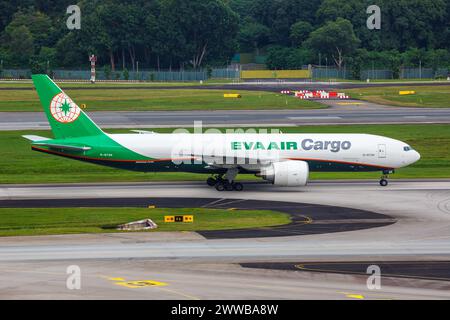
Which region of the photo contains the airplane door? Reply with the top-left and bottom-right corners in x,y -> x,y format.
378,144 -> 386,158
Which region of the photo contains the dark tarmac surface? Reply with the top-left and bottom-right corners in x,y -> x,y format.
0,197 -> 396,239
241,261 -> 450,282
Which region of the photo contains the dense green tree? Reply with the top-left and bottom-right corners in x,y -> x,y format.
306,18 -> 360,69
158,0 -> 239,69
266,46 -> 313,69
5,9 -> 53,49
1,0 -> 450,72
290,21 -> 313,47
238,18 -> 270,54
4,25 -> 35,65
381,0 -> 446,50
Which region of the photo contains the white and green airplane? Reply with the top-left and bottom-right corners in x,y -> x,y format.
23,74 -> 420,191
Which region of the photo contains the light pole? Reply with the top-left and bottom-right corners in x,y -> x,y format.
325,57 -> 328,79
89,54 -> 97,84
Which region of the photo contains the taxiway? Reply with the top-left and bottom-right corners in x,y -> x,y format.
0,180 -> 449,299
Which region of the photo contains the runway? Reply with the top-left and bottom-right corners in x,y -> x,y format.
2,101 -> 450,130
1,180 -> 450,299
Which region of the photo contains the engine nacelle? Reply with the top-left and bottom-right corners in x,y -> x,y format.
260,160 -> 309,187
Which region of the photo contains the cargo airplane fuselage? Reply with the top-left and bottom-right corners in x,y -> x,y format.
24,75 -> 421,191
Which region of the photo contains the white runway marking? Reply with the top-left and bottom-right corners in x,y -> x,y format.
287,116 -> 342,120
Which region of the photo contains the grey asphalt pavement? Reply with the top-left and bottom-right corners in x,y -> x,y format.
2,100 -> 450,130
0,180 -> 450,299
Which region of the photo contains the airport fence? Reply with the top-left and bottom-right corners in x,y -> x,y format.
1,69 -> 32,79
210,68 -> 240,79
53,69 -> 208,81
360,69 -> 394,80
1,67 -> 449,81
311,67 -> 352,80
400,67 -> 449,79
0,68 -> 210,81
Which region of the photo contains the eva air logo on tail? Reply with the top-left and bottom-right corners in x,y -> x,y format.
50,92 -> 80,123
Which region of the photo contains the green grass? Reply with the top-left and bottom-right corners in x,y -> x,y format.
0,124 -> 449,183
0,88 -> 323,111
0,207 -> 290,237
347,85 -> 450,108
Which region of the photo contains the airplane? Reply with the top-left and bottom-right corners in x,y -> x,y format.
23,74 -> 421,191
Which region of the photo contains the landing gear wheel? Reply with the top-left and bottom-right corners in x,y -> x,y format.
232,182 -> 244,191
206,177 -> 217,187
215,182 -> 225,191
380,179 -> 388,187
224,182 -> 234,191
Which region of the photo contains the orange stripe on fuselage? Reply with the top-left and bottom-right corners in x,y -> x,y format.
31,146 -> 194,163
32,146 -> 393,170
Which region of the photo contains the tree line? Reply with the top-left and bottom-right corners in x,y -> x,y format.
1,0 -> 450,74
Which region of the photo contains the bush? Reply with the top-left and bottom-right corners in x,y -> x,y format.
123,68 -> 129,80
102,65 -> 111,80
266,46 -> 313,70
29,58 -> 47,74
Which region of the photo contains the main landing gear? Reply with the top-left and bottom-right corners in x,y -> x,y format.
206,169 -> 243,192
379,170 -> 394,187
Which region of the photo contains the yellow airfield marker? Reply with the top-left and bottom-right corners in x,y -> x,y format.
346,294 -> 365,299
108,277 -> 125,281
338,291 -> 365,299
337,102 -> 364,105
165,215 -> 194,223
224,93 -> 242,98
164,216 -> 175,223
114,280 -> 168,288
104,276 -> 167,288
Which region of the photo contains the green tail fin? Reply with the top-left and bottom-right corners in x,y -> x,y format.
32,74 -> 104,139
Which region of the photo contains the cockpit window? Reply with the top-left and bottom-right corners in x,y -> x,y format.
404,146 -> 413,151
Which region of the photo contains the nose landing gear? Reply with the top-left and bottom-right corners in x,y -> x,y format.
380,177 -> 388,187
379,170 -> 394,187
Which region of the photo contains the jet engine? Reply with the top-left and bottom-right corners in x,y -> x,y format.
260,160 -> 309,187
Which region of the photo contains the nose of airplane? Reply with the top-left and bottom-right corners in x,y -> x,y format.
410,150 -> 421,164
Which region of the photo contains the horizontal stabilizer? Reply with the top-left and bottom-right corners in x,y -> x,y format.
130,130 -> 158,134
22,135 -> 50,142
33,143 -> 91,152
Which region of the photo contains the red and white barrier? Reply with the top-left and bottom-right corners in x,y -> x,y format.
282,90 -> 349,100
